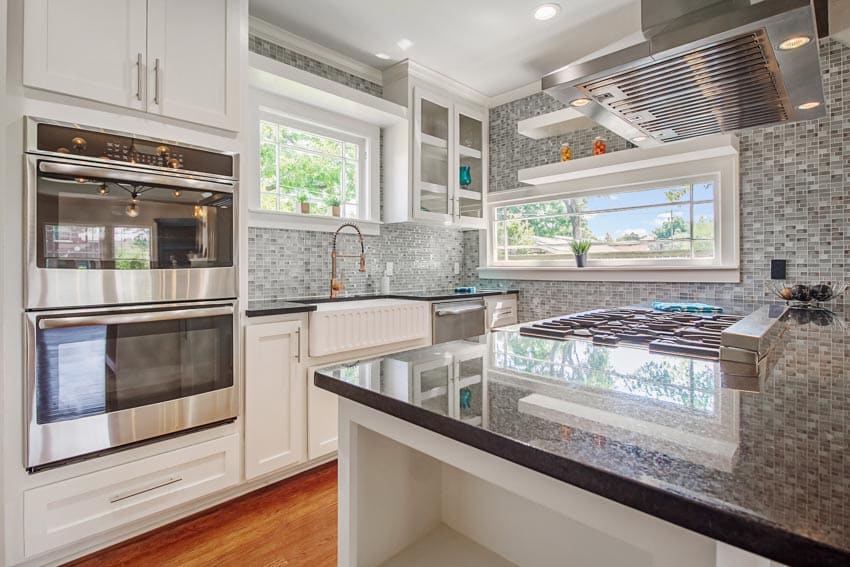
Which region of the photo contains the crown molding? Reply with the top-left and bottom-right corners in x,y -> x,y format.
382,60 -> 490,107
249,16 -> 383,85
487,81 -> 541,108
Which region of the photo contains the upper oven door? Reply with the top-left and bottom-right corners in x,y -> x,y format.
26,156 -> 237,309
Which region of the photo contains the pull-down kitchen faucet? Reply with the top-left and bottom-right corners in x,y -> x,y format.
330,223 -> 366,298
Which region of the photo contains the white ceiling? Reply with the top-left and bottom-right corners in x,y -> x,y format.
249,0 -> 642,97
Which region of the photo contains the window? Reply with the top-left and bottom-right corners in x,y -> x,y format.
493,180 -> 716,265
259,118 -> 366,219
113,226 -> 151,270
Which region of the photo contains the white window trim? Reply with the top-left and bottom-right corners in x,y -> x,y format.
246,88 -> 382,235
480,156 -> 740,283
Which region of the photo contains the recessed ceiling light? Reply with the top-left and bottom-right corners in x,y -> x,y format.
779,35 -> 811,50
631,135 -> 648,143
797,101 -> 821,110
569,98 -> 591,107
534,3 -> 560,21
397,38 -> 414,51
375,53 -> 391,60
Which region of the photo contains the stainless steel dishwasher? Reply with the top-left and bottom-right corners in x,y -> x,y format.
432,299 -> 486,344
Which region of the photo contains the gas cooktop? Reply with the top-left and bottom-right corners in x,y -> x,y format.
519,307 -> 745,360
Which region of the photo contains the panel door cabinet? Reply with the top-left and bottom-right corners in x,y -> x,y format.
383,63 -> 488,229
485,294 -> 518,329
24,0 -> 241,131
244,320 -> 306,480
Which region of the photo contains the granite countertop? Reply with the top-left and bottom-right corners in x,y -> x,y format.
245,289 -> 519,317
314,306 -> 850,566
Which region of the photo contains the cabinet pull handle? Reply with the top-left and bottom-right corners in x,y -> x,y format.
295,328 -> 302,363
154,58 -> 161,105
109,476 -> 182,504
135,53 -> 143,101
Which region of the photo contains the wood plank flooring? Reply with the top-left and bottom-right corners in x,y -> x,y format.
66,461 -> 338,567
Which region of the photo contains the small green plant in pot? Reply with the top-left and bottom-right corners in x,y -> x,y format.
570,240 -> 592,268
325,195 -> 342,217
297,193 -> 310,214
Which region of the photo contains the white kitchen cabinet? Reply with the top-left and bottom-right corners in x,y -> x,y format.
244,320 -> 306,480
23,0 -> 242,131
23,434 -> 239,557
485,294 -> 518,329
383,62 -> 488,229
23,0 -> 148,111
146,0 -> 241,130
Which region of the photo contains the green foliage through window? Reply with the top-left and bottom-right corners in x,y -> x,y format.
493,181 -> 715,263
260,120 -> 363,218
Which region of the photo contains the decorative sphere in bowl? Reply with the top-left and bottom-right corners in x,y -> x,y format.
810,283 -> 834,302
790,284 -> 811,301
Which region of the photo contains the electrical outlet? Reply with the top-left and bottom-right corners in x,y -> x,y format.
385,262 -> 394,276
453,262 -> 460,275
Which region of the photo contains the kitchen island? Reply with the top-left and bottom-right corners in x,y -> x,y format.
315,307 -> 850,566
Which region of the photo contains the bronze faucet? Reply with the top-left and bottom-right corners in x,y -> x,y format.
330,223 -> 366,298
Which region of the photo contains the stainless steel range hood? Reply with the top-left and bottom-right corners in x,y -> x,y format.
542,0 -> 826,146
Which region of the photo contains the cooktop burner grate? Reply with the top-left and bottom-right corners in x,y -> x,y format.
519,308 -> 743,360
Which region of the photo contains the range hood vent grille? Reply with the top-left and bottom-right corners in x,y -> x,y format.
578,31 -> 789,143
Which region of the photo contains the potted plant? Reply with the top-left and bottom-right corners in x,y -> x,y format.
326,195 -> 341,217
570,240 -> 592,267
297,193 -> 310,214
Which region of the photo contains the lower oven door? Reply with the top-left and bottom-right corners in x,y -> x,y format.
432,300 -> 487,344
26,301 -> 237,471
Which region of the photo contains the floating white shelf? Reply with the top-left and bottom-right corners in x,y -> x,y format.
516,107 -> 595,140
249,53 -> 407,127
421,133 -> 449,149
380,524 -> 515,567
517,133 -> 740,186
459,145 -> 482,159
420,182 -> 448,194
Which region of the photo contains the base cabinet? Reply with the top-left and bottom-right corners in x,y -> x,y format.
485,295 -> 518,329
244,320 -> 306,480
23,434 -> 239,558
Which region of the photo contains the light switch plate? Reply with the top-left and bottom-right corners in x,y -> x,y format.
385,262 -> 394,276
453,262 -> 460,275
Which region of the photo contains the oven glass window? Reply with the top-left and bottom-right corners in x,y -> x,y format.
35,312 -> 234,424
36,171 -> 233,269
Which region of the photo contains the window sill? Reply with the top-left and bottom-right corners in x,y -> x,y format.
478,265 -> 740,283
248,209 -> 382,236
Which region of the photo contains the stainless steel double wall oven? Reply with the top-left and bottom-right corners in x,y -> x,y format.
24,118 -> 239,471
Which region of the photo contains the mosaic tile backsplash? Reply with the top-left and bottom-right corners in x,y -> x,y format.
469,38 -> 850,322
248,225 -> 465,299
249,35 -> 383,97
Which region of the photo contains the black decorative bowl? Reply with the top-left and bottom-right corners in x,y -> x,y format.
766,281 -> 847,309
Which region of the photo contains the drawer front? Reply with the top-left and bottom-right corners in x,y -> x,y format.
486,297 -> 518,329
24,434 -> 239,557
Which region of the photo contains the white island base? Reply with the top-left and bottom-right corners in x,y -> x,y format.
336,399 -> 781,567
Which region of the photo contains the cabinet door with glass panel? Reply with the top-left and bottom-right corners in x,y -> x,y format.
453,103 -> 486,229
412,87 -> 454,223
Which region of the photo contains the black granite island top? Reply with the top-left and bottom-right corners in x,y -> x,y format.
315,307 -> 850,566
246,289 -> 518,317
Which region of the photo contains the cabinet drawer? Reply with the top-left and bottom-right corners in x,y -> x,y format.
24,434 -> 239,557
486,296 -> 518,329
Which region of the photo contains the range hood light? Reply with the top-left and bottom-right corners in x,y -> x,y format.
570,98 -> 591,107
797,101 -> 821,110
631,135 -> 648,143
778,35 -> 811,50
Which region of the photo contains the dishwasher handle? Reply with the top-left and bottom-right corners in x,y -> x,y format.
434,303 -> 486,316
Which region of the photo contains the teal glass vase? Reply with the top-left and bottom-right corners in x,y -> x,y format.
459,166 -> 472,187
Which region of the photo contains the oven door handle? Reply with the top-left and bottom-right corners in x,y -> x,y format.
38,305 -> 234,329
38,160 -> 234,193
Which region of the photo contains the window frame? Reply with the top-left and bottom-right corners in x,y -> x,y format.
481,156 -> 740,283
247,88 -> 381,235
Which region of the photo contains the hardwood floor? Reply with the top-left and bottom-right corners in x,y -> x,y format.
67,461 -> 338,567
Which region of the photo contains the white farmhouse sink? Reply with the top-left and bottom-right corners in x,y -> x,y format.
309,299 -> 430,357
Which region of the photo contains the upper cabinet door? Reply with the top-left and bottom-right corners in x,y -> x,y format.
412,86 -> 454,224
453,103 -> 487,229
23,0 -> 147,111
146,0 -> 241,131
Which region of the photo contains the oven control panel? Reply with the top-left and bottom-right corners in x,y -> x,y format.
34,121 -> 234,178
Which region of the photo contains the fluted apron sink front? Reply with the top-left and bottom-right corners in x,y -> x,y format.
309,299 -> 430,357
